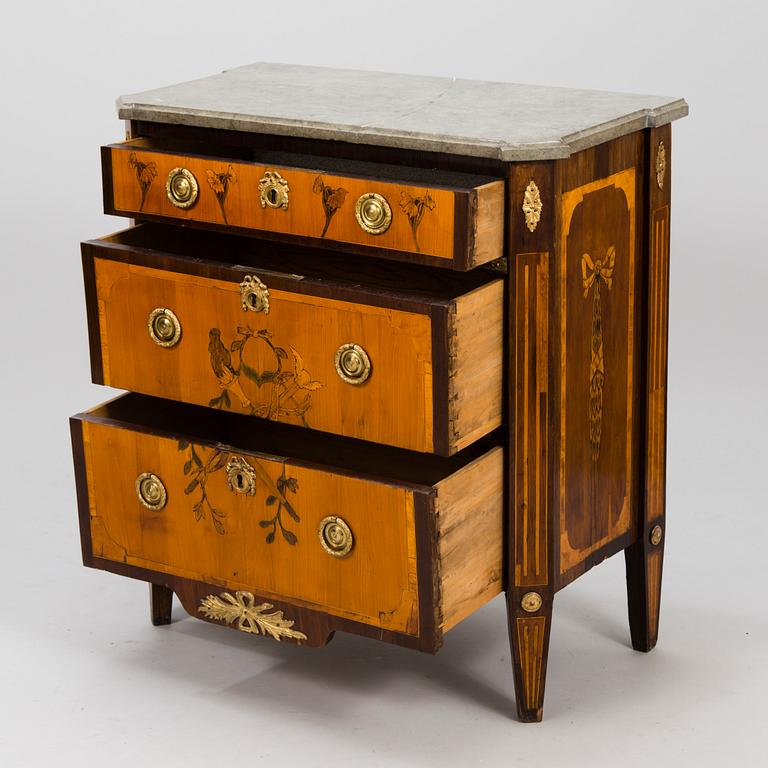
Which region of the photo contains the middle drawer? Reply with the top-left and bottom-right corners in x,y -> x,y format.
83,224 -> 503,455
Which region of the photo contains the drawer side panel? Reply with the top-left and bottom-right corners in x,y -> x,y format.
448,279 -> 504,453
434,446 -> 503,631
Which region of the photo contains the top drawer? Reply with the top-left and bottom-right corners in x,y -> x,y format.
102,138 -> 504,270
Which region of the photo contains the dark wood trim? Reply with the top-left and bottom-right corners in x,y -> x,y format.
413,491 -> 442,652
453,189 -> 471,270
100,145 -> 115,214
556,530 -> 636,590
505,159 -> 557,722
150,583 -> 173,626
430,304 -> 451,456
70,417 -> 94,567
81,243 -> 104,385
624,123 -> 672,652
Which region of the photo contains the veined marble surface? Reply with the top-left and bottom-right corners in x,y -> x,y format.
118,63 -> 688,161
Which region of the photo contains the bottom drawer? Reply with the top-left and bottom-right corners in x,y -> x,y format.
71,394 -> 503,651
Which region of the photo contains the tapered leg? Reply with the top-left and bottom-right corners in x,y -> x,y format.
150,583 -> 174,626
625,529 -> 664,651
626,124 -> 672,654
507,591 -> 553,722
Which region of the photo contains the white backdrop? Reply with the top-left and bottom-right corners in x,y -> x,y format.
0,1 -> 766,766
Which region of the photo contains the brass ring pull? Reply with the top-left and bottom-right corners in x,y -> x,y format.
334,343 -> 371,385
148,307 -> 182,347
318,516 -> 354,558
226,456 -> 256,496
239,275 -> 270,314
259,170 -> 290,210
355,192 -> 392,235
136,472 -> 167,511
166,167 -> 199,208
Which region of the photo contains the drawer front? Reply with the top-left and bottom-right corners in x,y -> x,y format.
84,233 -> 503,454
103,141 -> 504,269
71,395 -> 504,649
78,418 -> 421,636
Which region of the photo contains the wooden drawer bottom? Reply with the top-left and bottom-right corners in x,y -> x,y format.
71,394 -> 503,651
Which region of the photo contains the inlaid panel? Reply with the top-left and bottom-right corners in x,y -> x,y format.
81,420 -> 421,635
559,169 -> 637,573
646,205 -> 670,523
104,140 -> 505,269
84,230 -> 503,455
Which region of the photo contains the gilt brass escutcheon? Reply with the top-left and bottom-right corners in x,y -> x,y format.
650,524 -> 663,546
148,307 -> 182,348
135,472 -> 167,511
318,516 -> 354,558
165,167 -> 199,208
655,141 -> 666,189
226,456 -> 257,496
239,275 -> 270,314
334,343 -> 371,385
355,192 -> 392,235
259,170 -> 290,210
521,592 -> 543,613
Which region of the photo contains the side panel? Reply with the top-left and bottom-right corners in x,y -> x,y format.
559,169 -> 637,570
448,280 -> 505,453
434,446 -> 504,632
556,133 -> 645,585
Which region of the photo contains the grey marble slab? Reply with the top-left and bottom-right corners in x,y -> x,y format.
118,63 -> 688,161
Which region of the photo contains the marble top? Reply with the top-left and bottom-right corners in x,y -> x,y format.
117,63 -> 688,161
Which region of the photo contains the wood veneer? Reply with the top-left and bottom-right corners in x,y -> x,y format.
103,138 -> 504,269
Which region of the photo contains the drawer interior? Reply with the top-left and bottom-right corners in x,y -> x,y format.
99,222 -> 503,299
84,393 -> 500,486
114,137 -> 502,190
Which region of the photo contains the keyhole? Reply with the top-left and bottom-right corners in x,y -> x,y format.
236,472 -> 245,490
268,187 -> 279,205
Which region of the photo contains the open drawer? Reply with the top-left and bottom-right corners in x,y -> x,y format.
102,137 -> 504,269
71,394 -> 503,652
83,224 -> 504,455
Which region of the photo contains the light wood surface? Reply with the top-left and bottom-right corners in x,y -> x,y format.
95,258 -> 435,452
93,256 -> 503,453
435,447 -> 503,631
108,140 -> 505,264
82,419 -> 421,635
448,281 -> 504,453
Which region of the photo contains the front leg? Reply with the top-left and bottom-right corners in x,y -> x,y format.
625,524 -> 664,651
507,590 -> 553,722
150,583 -> 174,626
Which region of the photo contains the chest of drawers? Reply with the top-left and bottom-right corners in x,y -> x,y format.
70,63 -> 687,721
